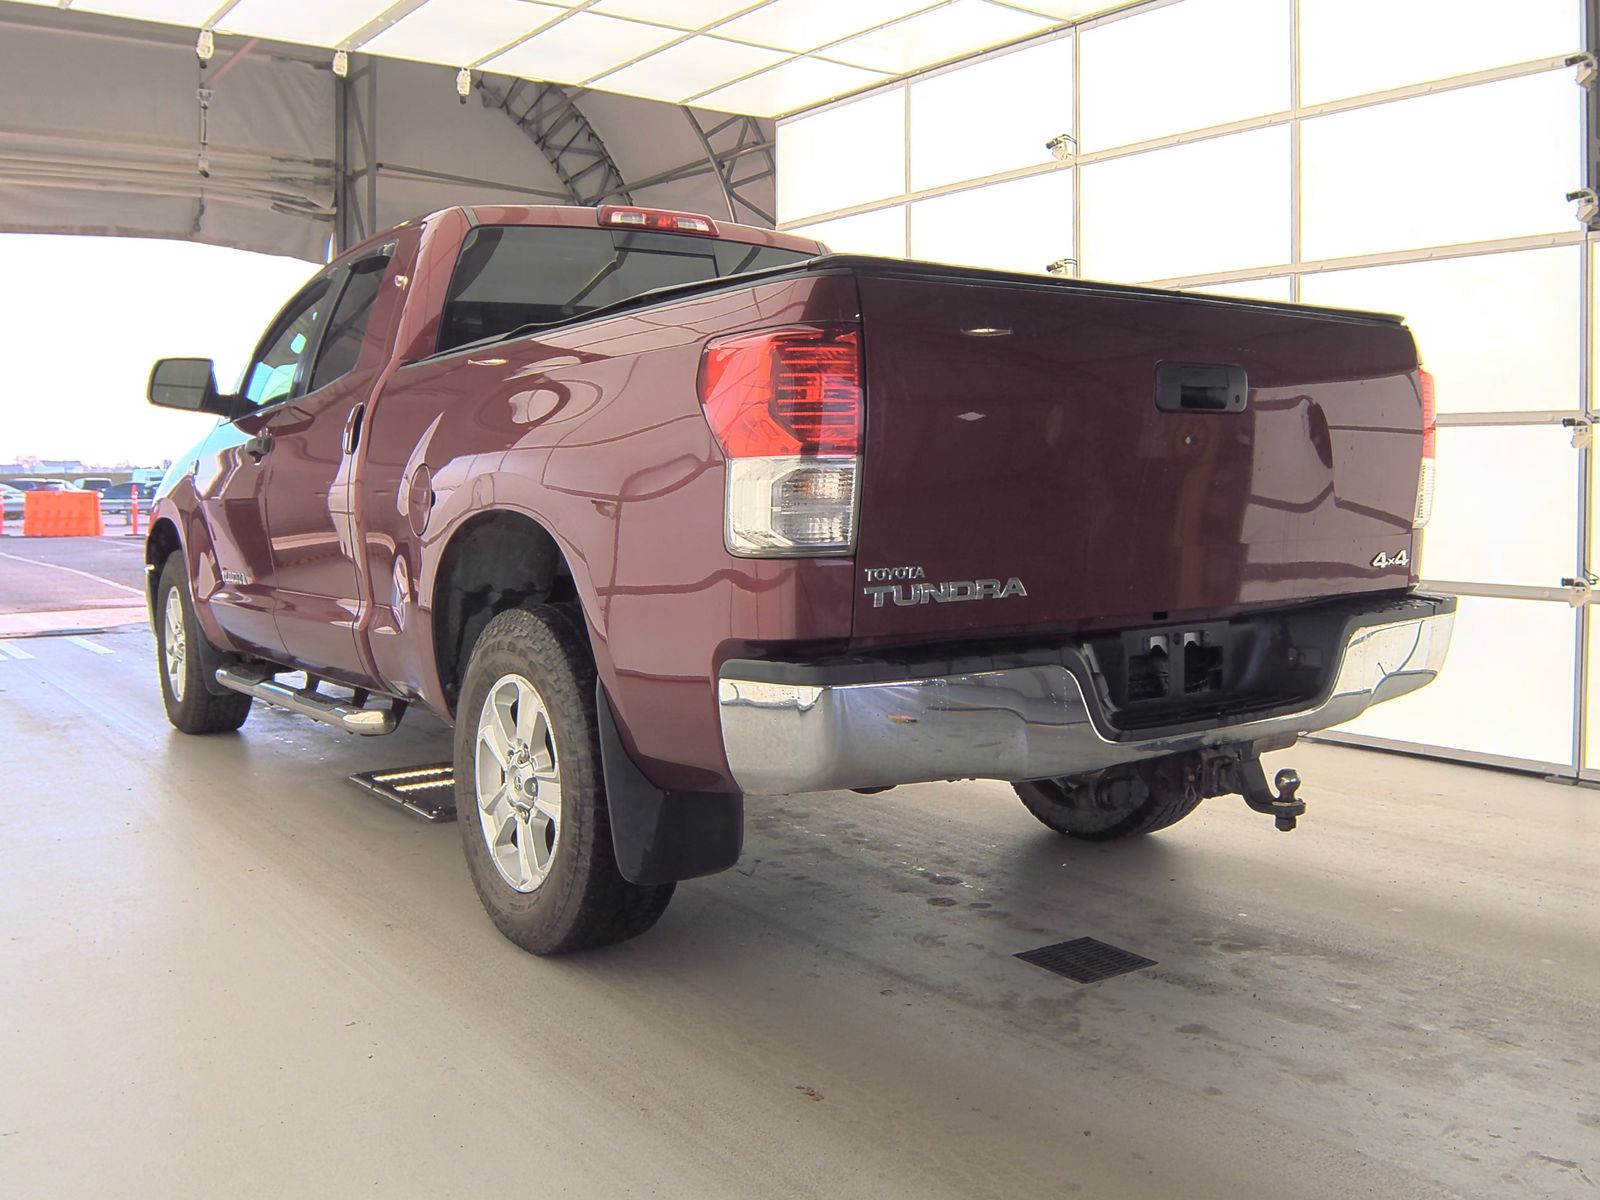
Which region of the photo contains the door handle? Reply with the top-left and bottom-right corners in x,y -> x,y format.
343,403 -> 366,456
244,433 -> 273,461
1155,362 -> 1248,413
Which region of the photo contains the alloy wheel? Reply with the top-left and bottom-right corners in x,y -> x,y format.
474,672 -> 563,892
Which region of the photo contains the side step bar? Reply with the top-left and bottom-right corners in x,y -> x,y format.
214,666 -> 404,736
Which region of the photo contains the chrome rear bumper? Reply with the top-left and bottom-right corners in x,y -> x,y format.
717,597 -> 1454,797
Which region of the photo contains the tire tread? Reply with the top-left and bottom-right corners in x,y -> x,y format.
456,607 -> 673,955
156,556 -> 251,735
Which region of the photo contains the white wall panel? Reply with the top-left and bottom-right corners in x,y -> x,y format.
1299,0 -> 1579,105
771,4 -> 1590,773
909,36 -> 1072,192
1587,631 -> 1600,771
1183,277 -> 1294,302
1421,425 -> 1578,587
1588,460 -> 1600,768
1080,126 -> 1290,282
1339,596 -> 1575,766
1300,248 -> 1581,414
909,170 -> 1071,274
777,89 -> 905,222
1300,72 -> 1580,262
788,206 -> 906,257
1079,0 -> 1289,150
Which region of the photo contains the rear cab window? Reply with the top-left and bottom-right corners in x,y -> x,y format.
437,225 -> 816,353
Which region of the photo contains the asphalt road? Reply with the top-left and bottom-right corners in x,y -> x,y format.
1,624 -> 1596,1199
0,534 -> 147,613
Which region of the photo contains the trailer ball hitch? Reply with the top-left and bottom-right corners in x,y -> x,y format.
1232,758 -> 1305,831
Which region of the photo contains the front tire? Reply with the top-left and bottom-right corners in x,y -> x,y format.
454,606 -> 674,955
155,556 -> 252,735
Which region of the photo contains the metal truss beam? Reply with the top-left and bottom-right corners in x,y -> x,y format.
334,59 -> 380,253
684,109 -> 775,227
480,79 -> 632,208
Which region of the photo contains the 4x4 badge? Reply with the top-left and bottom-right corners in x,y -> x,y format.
1371,549 -> 1410,569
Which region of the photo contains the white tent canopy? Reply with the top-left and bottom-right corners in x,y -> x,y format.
0,0 -> 1132,262
0,3 -> 798,260
4,0 -> 1119,117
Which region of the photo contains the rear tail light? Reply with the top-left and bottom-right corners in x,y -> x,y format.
598,205 -> 718,236
1414,367 -> 1437,528
698,326 -> 862,556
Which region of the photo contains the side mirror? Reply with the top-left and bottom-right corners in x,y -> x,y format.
148,358 -> 246,419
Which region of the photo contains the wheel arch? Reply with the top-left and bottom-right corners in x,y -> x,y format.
144,516 -> 183,612
429,507 -> 584,718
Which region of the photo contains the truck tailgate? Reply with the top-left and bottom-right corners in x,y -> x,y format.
851,265 -> 1424,641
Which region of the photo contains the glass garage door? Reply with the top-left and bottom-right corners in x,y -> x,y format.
776,0 -> 1594,776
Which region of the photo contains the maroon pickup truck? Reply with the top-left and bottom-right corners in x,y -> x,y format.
144,202 -> 1454,955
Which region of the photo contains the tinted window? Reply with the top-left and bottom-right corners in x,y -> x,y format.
242,278 -> 332,407
310,263 -> 384,392
438,226 -> 815,352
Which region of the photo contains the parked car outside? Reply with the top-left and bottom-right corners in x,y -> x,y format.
98,481 -> 142,520
1,483 -> 24,522
77,477 -> 115,493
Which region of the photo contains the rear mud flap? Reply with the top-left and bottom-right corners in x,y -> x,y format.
596,685 -> 743,886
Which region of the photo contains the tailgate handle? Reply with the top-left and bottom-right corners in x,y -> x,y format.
1156,362 -> 1247,413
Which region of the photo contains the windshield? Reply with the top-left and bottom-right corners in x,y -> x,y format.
437,225 -> 816,353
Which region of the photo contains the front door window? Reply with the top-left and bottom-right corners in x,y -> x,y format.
241,278 -> 332,408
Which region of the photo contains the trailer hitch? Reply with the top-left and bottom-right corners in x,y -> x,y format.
1230,758 -> 1305,831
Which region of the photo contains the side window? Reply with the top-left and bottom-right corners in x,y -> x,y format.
309,257 -> 387,392
241,277 -> 332,408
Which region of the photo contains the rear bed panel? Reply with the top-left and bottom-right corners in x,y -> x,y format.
851,269 -> 1422,643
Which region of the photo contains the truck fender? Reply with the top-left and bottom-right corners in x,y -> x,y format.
595,684 -> 743,886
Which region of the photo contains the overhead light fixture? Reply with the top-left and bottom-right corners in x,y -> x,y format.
456,67 -> 472,103
333,50 -> 349,78
196,28 -> 214,64
1045,133 -> 1076,162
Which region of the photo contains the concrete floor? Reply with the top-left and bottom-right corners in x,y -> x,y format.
1,616 -> 1596,1198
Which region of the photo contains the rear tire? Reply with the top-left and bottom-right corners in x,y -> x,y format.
1014,757 -> 1202,841
455,606 -> 674,955
155,556 -> 252,735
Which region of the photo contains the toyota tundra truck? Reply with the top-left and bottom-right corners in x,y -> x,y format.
143,203 -> 1454,955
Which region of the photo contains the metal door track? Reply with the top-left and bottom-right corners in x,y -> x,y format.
349,764 -> 457,821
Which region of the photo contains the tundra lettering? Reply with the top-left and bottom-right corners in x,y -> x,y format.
863,577 -> 1029,607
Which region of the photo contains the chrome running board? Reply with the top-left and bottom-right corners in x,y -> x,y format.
214,666 -> 404,736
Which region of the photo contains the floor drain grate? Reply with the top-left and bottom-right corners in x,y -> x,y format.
1015,937 -> 1156,983
349,763 -> 457,822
